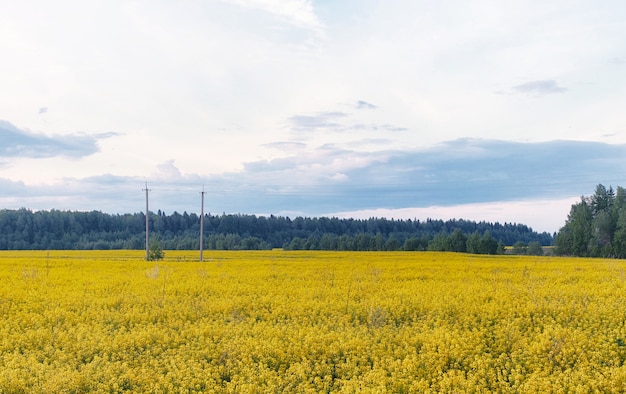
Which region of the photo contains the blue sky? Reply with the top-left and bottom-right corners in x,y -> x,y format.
1,1 -> 626,233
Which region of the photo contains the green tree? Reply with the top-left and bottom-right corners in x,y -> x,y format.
448,229 -> 467,252
428,232 -> 450,251
527,241 -> 543,256
287,237 -> 304,250
319,233 -> 337,250
148,239 -> 164,261
479,231 -> 499,255
590,210 -> 615,257
512,241 -> 527,255
354,233 -> 373,251
466,231 -> 481,254
304,235 -> 320,250
496,241 -> 505,255
403,237 -> 423,251
591,184 -> 614,215
613,187 -> 626,214
612,209 -> 626,258
384,235 -> 401,251
556,198 -> 593,256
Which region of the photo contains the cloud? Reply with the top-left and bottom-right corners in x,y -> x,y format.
3,139 -> 626,233
0,120 -> 115,159
221,139 -> 626,215
346,138 -> 394,148
329,172 -> 349,182
241,145 -> 358,175
220,0 -> 323,31
0,174 -> 146,215
154,160 -> 183,180
512,80 -> 568,96
288,112 -> 347,131
0,178 -> 27,196
263,141 -> 307,151
380,124 -> 408,132
356,100 -> 377,110
287,104 -> 407,136
38,107 -> 48,114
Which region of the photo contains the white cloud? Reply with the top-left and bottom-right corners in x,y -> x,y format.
356,100 -> 377,110
221,0 -> 323,31
154,160 -> 183,181
264,141 -> 307,152
512,80 -> 568,96
329,172 -> 349,182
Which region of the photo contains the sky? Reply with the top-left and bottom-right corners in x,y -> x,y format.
1,0 -> 626,234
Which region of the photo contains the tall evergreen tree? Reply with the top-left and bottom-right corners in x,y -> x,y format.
591,184 -> 613,214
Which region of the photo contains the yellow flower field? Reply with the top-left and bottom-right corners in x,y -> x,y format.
2,250 -> 626,392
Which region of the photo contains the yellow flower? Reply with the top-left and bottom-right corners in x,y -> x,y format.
1,250 -> 626,392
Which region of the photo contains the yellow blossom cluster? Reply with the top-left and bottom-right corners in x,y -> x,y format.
2,250 -> 626,392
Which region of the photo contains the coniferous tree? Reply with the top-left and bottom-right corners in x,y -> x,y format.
0,208 -> 551,252
554,184 -> 626,257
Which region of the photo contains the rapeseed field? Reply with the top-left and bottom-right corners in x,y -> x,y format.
1,250 -> 626,392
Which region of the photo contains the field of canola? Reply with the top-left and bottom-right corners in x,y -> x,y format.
2,250 -> 626,393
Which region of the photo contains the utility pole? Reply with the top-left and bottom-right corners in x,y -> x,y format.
199,186 -> 205,261
143,182 -> 151,260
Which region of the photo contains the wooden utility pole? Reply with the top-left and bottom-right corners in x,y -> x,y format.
199,186 -> 205,261
143,182 -> 151,260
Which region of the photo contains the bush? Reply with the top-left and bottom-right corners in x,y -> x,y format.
148,239 -> 164,261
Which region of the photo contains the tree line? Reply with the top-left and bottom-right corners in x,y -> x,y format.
556,184 -> 626,258
284,228 -> 508,254
0,208 -> 552,252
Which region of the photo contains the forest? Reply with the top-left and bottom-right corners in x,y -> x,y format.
556,184 -> 626,258
0,208 -> 553,253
